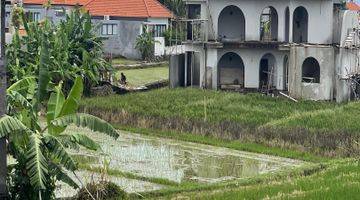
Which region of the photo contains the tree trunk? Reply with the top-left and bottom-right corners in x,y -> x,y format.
0,0 -> 7,197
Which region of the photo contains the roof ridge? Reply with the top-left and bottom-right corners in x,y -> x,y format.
83,0 -> 95,7
142,0 -> 150,17
150,0 -> 174,18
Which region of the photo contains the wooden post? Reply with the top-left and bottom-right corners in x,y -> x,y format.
0,0 -> 7,198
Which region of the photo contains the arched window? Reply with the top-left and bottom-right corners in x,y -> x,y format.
293,6 -> 308,43
218,6 -> 246,42
218,52 -> 245,87
260,7 -> 278,41
259,53 -> 277,89
302,57 -> 320,83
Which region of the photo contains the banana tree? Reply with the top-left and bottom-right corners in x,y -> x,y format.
2,76 -> 119,200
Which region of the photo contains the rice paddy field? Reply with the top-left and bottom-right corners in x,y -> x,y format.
82,88 -> 336,127
159,159 -> 360,200
80,88 -> 360,199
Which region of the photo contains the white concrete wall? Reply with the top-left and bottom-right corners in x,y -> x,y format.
217,48 -> 289,90
148,18 -> 169,56
154,37 -> 165,56
192,0 -> 334,44
336,10 -> 360,102
289,46 -> 335,101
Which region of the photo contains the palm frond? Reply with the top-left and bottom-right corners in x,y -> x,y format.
0,115 -> 30,137
57,135 -> 80,150
7,76 -> 36,99
36,33 -> 51,105
59,76 -> 83,116
70,133 -> 100,151
47,83 -> 65,122
26,133 -> 48,190
51,163 -> 79,189
47,84 -> 66,135
44,134 -> 77,171
7,90 -> 34,111
51,113 -> 119,139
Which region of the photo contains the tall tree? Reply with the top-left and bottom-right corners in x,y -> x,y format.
0,0 -> 7,198
158,0 -> 186,18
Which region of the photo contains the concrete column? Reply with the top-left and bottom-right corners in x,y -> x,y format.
206,48 -> 218,89
245,12 -> 261,41
289,5 -> 294,43
277,8 -> 285,42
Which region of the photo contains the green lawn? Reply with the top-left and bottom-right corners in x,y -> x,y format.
114,65 -> 168,87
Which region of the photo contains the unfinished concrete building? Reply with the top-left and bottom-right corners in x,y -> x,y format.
169,0 -> 360,102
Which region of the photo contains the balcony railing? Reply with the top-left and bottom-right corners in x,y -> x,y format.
169,19 -> 208,45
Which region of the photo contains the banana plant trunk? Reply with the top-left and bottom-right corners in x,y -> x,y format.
0,0 -> 7,197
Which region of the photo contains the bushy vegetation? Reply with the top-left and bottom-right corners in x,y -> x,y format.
2,6 -> 118,200
6,6 -> 111,95
135,27 -> 156,61
76,181 -> 127,200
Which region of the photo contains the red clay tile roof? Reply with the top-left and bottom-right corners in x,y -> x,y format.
84,0 -> 173,18
347,2 -> 360,11
23,0 -> 172,18
23,0 -> 89,6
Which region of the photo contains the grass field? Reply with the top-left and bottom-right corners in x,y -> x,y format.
82,88 -> 340,129
114,65 -> 168,87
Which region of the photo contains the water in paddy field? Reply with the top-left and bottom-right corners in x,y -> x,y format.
68,127 -> 304,184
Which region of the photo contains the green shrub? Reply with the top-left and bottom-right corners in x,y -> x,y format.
6,6 -> 111,95
135,27 -> 155,61
76,181 -> 127,200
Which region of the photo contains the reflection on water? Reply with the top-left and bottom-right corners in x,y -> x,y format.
69,127 -> 303,183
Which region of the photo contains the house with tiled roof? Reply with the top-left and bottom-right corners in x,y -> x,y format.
346,1 -> 360,11
6,0 -> 173,59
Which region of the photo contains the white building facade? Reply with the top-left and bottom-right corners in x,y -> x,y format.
169,0 -> 360,102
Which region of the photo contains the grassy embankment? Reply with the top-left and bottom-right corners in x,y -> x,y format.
81,88 -> 360,157
155,159 -> 360,200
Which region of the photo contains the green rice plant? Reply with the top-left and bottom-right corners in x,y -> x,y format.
167,160 -> 360,200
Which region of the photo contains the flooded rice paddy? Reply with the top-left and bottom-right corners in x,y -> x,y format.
66,127 -> 304,189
